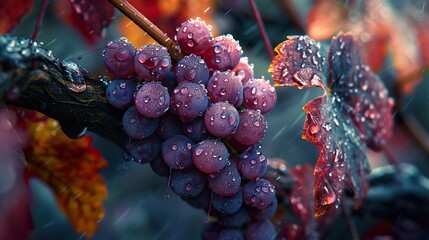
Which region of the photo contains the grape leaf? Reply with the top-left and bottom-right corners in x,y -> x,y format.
0,0 -> 33,34
307,0 -> 429,94
269,32 -> 394,216
119,0 -> 216,47
24,118 -> 108,238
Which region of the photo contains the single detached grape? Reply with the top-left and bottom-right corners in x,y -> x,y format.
103,37 -> 137,78
162,134 -> 194,170
203,34 -> 242,71
245,220 -> 276,240
175,18 -> 212,55
134,44 -> 171,81
175,54 -> 210,85
212,191 -> 243,216
157,112 -> 183,139
243,78 -> 277,114
122,135 -> 161,164
206,70 -> 243,107
170,82 -> 209,122
204,102 -> 239,137
192,139 -> 229,174
170,166 -> 207,199
232,57 -> 254,85
122,106 -> 159,139
135,82 -> 170,118
182,117 -> 212,143
105,79 -> 137,110
233,109 -> 267,145
243,178 -> 275,210
208,162 -> 241,196
237,145 -> 267,181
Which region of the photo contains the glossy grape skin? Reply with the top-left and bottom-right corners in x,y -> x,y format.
208,163 -> 241,197
206,70 -> 243,107
203,34 -> 242,71
134,44 -> 171,81
248,197 -> 278,221
122,106 -> 159,139
204,102 -> 239,138
192,139 -> 229,174
103,38 -> 137,78
122,135 -> 161,164
135,82 -> 170,118
105,79 -> 137,110
175,18 -> 212,56
162,135 -> 194,170
242,78 -> 277,114
243,179 -> 276,210
170,82 -> 209,122
233,109 -> 267,145
170,166 -> 207,199
212,191 -> 243,216
175,54 -> 210,85
232,57 -> 254,85
182,117 -> 212,143
237,145 -> 267,181
245,220 -> 276,240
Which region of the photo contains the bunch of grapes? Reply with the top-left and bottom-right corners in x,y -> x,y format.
103,18 -> 277,240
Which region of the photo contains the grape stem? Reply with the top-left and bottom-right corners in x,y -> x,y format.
31,0 -> 49,41
248,0 -> 275,60
107,0 -> 184,61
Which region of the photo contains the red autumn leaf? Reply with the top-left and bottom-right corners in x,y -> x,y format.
0,0 -> 33,33
24,118 -> 108,238
306,0 -> 429,94
269,33 -> 394,216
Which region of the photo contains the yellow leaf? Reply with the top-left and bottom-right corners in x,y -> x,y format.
24,118 -> 108,238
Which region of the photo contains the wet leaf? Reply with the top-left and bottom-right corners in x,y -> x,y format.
119,0 -> 216,47
0,0 -> 33,33
306,0 -> 429,94
269,32 -> 394,216
24,118 -> 108,238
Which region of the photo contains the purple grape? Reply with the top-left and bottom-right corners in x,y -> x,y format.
219,207 -> 250,228
162,135 -> 194,170
248,196 -> 277,221
212,191 -> 243,216
170,166 -> 207,199
134,44 -> 171,81
243,78 -> 277,114
233,109 -> 267,145
103,38 -> 137,78
237,145 -> 267,181
161,71 -> 178,93
217,229 -> 244,240
192,139 -> 229,174
204,102 -> 240,138
186,187 -> 212,209
243,178 -> 275,210
175,18 -> 212,56
122,106 -> 159,139
175,54 -> 210,85
203,34 -> 242,71
232,57 -> 254,85
135,82 -> 170,118
156,112 -> 183,139
105,79 -> 137,110
182,117 -> 212,143
206,70 -> 243,107
171,82 -> 209,122
122,135 -> 161,164
208,163 -> 241,197
245,220 -> 276,240
150,156 -> 171,177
